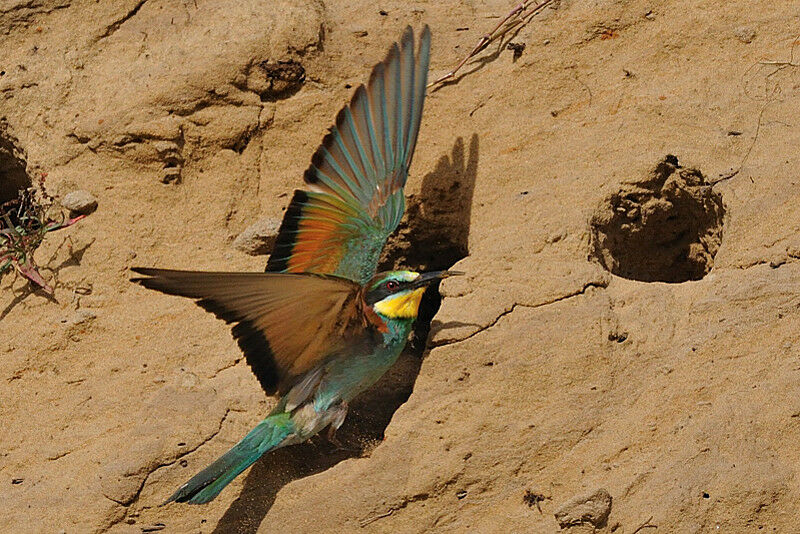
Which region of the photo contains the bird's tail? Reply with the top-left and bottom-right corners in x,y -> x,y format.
165,412 -> 294,505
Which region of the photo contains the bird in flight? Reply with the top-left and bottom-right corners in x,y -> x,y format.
132,26 -> 460,504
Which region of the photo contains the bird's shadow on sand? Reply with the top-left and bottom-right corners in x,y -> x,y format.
211,134 -> 479,533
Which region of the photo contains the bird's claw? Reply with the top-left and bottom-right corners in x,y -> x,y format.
327,426 -> 359,453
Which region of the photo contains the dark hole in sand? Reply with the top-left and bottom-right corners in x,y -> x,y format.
590,155 -> 725,283
0,123 -> 30,206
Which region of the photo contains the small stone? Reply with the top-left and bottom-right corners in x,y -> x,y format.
63,309 -> 97,326
152,140 -> 178,155
61,190 -> 97,215
734,26 -> 756,44
233,217 -> 281,255
554,488 -> 612,529
769,255 -> 787,269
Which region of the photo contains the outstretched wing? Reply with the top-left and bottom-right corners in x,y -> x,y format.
267,25 -> 431,284
131,268 -> 364,395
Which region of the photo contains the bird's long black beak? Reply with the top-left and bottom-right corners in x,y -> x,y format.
410,270 -> 464,289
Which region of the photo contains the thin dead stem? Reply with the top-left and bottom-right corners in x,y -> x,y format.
712,89 -> 775,185
427,0 -> 556,88
630,515 -> 658,534
716,38 -> 800,185
359,509 -> 394,527
759,36 -> 800,77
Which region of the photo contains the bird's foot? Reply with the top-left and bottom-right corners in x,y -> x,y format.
326,426 -> 359,453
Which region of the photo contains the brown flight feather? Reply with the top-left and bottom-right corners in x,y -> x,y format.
131,268 -> 367,394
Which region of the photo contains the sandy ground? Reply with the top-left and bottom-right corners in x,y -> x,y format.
2,0 -> 800,532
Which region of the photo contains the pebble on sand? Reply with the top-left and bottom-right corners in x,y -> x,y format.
734,26 -> 756,44
233,217 -> 281,255
61,190 -> 98,215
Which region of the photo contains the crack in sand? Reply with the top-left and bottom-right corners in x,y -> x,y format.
102,408 -> 231,529
735,253 -> 800,271
359,471 -> 464,527
210,356 -> 244,379
137,408 -> 231,502
96,0 -> 147,41
0,0 -> 70,17
433,281 -> 608,348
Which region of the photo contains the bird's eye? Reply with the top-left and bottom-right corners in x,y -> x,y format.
386,280 -> 399,291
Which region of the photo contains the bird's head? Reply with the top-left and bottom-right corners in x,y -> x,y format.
363,270 -> 463,321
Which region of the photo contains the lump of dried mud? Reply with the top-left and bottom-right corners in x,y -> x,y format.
589,155 -> 725,283
554,487 -> 612,529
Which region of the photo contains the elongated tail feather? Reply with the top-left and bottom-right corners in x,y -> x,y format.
165,413 -> 294,505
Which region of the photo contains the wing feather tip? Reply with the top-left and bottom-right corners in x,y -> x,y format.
401,25 -> 413,48
271,26 -> 433,283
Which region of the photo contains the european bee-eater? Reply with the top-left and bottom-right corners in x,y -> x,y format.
132,26 -> 459,505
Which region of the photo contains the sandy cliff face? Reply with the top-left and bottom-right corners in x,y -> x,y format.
2,1 -> 799,532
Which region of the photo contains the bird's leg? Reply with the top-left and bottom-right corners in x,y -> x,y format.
326,426 -> 346,449
326,402 -> 354,451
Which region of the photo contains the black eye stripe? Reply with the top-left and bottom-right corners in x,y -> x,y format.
365,279 -> 414,305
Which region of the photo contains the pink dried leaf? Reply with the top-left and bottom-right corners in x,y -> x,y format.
44,214 -> 85,233
16,258 -> 53,294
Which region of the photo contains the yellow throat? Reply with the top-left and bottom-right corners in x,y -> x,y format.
373,287 -> 426,319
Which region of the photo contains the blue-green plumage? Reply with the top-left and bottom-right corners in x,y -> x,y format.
166,313 -> 415,505
313,316 -> 414,410
169,413 -> 294,504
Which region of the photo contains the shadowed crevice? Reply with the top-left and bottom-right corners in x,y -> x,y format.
0,122 -> 30,206
382,133 -> 479,352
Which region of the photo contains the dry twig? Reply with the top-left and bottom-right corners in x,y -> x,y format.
712,90 -> 775,185
428,0 -> 556,88
630,515 -> 658,534
759,36 -> 800,77
717,38 -> 800,185
359,509 -> 394,527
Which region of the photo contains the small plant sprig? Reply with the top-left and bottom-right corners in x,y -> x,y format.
427,0 -> 556,89
0,176 -> 85,294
